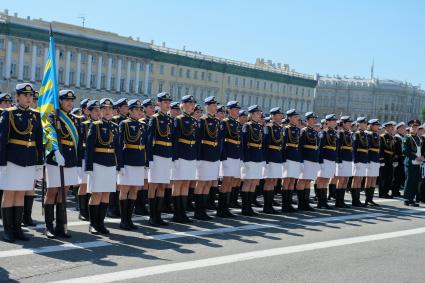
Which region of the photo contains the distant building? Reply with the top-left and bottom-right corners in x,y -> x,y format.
0,10 -> 317,112
314,75 -> 425,122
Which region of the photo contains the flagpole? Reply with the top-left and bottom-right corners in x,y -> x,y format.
50,24 -> 68,234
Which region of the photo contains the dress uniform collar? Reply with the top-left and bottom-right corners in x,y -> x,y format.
17,104 -> 30,111
207,113 -> 215,119
183,111 -> 191,117
159,111 -> 167,116
129,117 -> 138,122
102,118 -> 111,124
289,122 -> 297,127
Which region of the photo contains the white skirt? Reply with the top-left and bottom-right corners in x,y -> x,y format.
353,162 -> 368,177
262,162 -> 283,179
79,160 -> 88,184
283,160 -> 301,179
336,161 -> 353,177
220,158 -> 241,178
196,160 -> 220,181
366,162 -> 380,177
87,164 -> 117,193
242,162 -> 265,180
46,164 -> 79,188
0,162 -> 36,191
117,165 -> 145,186
317,159 -> 336,179
299,161 -> 320,180
171,159 -> 197,180
148,155 -> 172,184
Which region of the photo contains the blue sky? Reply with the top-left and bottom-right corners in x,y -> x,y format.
4,0 -> 425,86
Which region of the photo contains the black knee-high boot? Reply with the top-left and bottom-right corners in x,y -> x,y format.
328,184 -> 336,200
134,190 -> 149,215
282,190 -> 297,213
107,192 -> 120,218
148,198 -> 160,226
187,188 -> 195,211
0,190 -> 3,219
44,204 -> 56,238
13,206 -> 29,241
304,189 -> 314,211
1,207 -> 14,242
119,199 -> 131,230
297,190 -> 305,211
351,188 -> 364,207
230,186 -> 242,208
156,197 -> 169,226
216,192 -> 228,218
263,190 -> 277,214
180,195 -> 193,223
127,199 -> 137,229
224,192 -> 236,217
78,195 -> 89,221
207,186 -> 218,210
163,188 -> 173,213
55,203 -> 71,238
365,187 -> 379,206
172,195 -> 184,223
89,204 -> 100,234
98,202 -> 110,234
22,195 -> 36,226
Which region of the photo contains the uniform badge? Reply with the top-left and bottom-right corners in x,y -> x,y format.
130,125 -> 136,131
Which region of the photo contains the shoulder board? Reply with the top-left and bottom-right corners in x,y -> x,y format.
82,120 -> 91,125
285,125 -> 291,129
111,121 -> 118,127
176,114 -> 185,119
5,106 -> 17,111
201,115 -> 208,120
112,115 -> 120,119
152,113 -> 160,118
223,117 -> 230,122
93,121 -> 102,125
29,107 -> 39,113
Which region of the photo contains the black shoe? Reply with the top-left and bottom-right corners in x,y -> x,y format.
44,204 -> 56,238
156,197 -> 169,226
1,207 -> 14,242
148,198 -> 160,226
180,196 -> 193,223
127,199 -> 138,230
13,206 -> 29,241
98,203 -> 110,234
55,203 -> 71,238
89,205 -> 101,234
78,195 -> 89,221
22,196 -> 36,227
119,199 -> 132,230
107,192 -> 120,218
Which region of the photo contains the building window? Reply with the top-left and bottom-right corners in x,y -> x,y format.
10,63 -> 17,77
227,76 -> 231,85
256,81 -> 260,90
0,39 -> 4,49
147,80 -> 152,94
194,70 -> 198,79
242,78 -> 246,88
91,74 -> 96,88
111,77 -> 115,90
178,68 -> 183,77
35,66 -> 41,81
69,71 -> 74,85
158,81 -> 164,93
120,79 -> 125,91
235,77 -> 239,87
185,87 -> 190,95
171,66 -> 175,76
201,71 -> 205,80
159,64 -> 164,75
186,69 -> 191,79
101,75 -> 106,89
177,86 -> 182,97
250,80 -> 253,89
170,84 -> 174,95
23,65 -> 30,80
208,73 -> 212,81
24,43 -> 30,53
58,67 -> 64,84
263,82 -> 266,90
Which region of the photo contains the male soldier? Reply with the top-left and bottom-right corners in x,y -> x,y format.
392,122 -> 406,197
44,90 -> 82,238
334,116 -> 353,208
218,101 -> 241,217
194,96 -> 220,220
379,121 -> 396,198
403,119 -> 424,206
0,92 -> 13,219
107,98 -> 128,218
364,119 -> 381,206
281,109 -> 301,212
351,117 -> 369,207
146,93 -> 174,226
77,100 -> 100,221
134,99 -> 155,216
298,112 -> 323,209
316,114 -> 338,209
262,107 -> 285,213
170,95 -> 197,223
0,83 -> 43,242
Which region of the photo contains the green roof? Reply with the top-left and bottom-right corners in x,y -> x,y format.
0,22 -> 317,88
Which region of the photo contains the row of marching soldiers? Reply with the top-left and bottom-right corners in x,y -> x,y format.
0,82 -> 424,242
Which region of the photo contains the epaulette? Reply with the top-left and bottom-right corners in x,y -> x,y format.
152,113 -> 160,118
93,120 -> 102,125
111,121 -> 118,127
29,107 -> 39,113
5,106 -> 17,111
112,115 -> 120,119
201,115 -> 208,120
285,124 -> 291,129
82,120 -> 91,125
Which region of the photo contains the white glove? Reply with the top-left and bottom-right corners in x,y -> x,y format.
35,165 -> 43,180
54,150 -> 65,166
392,162 -> 398,167
120,167 -> 127,176
380,163 -> 385,167
86,171 -> 93,177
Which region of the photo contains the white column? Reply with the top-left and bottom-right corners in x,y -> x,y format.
4,40 -> 12,79
106,57 -> 112,91
134,62 -> 140,94
86,54 -> 92,88
18,42 -> 25,80
65,50 -> 71,86
55,49 -> 60,78
125,60 -> 131,93
96,55 -> 102,90
30,44 -> 37,82
75,52 -> 81,87
116,58 -> 122,92
143,62 -> 151,95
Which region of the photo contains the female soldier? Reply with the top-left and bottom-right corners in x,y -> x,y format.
117,99 -> 146,230
364,119 -> 381,206
85,98 -> 121,234
240,105 -> 264,216
0,83 -> 43,242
